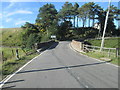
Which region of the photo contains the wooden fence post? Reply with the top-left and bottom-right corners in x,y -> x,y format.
12,49 -> 14,56
82,44 -> 85,51
34,43 -> 38,50
116,48 -> 119,57
16,49 -> 19,60
108,49 -> 110,57
80,42 -> 83,51
2,51 -> 4,61
93,47 -> 95,51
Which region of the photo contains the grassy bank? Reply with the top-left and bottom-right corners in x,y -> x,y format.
81,51 -> 119,65
83,37 -> 119,66
2,47 -> 25,61
0,28 -> 23,47
0,45 -> 39,80
2,52 -> 39,79
86,37 -> 119,48
0,28 -> 56,80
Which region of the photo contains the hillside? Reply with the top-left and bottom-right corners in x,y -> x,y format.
0,28 -> 23,47
86,37 -> 119,48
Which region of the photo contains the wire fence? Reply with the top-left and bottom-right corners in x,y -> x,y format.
83,44 -> 119,58
1,48 -> 27,62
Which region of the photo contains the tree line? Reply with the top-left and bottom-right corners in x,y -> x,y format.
21,2 -> 120,49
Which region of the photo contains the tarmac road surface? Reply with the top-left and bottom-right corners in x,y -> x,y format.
2,41 -> 118,88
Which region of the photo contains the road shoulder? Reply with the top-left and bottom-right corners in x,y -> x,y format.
69,43 -> 119,68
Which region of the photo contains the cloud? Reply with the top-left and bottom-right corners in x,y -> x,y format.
4,0 -> 17,9
0,25 -> 4,28
15,20 -> 29,25
6,18 -> 12,22
0,13 -> 2,17
1,0 -> 19,2
0,13 -> 2,19
6,10 -> 33,17
6,2 -> 15,9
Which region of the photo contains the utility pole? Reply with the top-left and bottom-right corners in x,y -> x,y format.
100,0 -> 111,51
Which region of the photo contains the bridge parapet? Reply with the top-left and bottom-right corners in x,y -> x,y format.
71,40 -> 84,52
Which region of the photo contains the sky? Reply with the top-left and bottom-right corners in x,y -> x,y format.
0,1 -> 119,28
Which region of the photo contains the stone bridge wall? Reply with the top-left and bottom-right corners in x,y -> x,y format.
71,40 -> 84,52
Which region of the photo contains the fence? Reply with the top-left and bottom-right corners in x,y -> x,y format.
2,48 -> 26,62
83,44 -> 119,57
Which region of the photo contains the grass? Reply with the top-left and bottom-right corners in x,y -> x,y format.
82,37 -> 120,65
81,51 -> 119,65
0,28 -> 41,80
86,37 -> 119,48
0,46 -> 38,80
0,28 -> 55,80
0,28 -> 23,46
82,37 -> 119,66
1,47 -> 25,61
2,52 -> 39,79
0,46 -> 39,80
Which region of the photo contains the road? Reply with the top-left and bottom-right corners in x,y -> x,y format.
2,42 -> 118,88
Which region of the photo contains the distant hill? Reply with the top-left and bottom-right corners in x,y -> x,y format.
0,28 -> 23,47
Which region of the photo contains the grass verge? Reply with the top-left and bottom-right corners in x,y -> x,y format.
81,51 -> 119,66
1,47 -> 25,61
2,52 -> 39,79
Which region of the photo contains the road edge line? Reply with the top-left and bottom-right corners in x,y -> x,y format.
69,43 -> 119,68
0,43 -> 57,88
0,53 -> 42,88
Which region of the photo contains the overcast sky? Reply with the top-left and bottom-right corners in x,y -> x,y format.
0,1 -> 119,28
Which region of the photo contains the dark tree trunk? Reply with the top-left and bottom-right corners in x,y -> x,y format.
88,18 -> 90,27
83,20 -> 85,27
92,15 -> 95,26
93,19 -> 95,26
69,16 -> 71,22
77,16 -> 79,28
84,18 -> 87,27
74,15 -> 75,28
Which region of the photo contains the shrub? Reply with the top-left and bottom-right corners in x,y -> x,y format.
26,33 -> 41,49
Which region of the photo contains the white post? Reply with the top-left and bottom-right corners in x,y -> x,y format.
100,0 -> 111,51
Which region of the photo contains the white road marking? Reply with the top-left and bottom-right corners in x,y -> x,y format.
77,77 -> 89,88
106,63 -> 119,67
85,85 -> 89,88
69,43 -> 119,68
0,43 -> 56,88
68,67 -> 71,69
77,77 -> 80,80
0,53 -> 42,88
0,46 -> 55,88
0,42 -> 118,88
